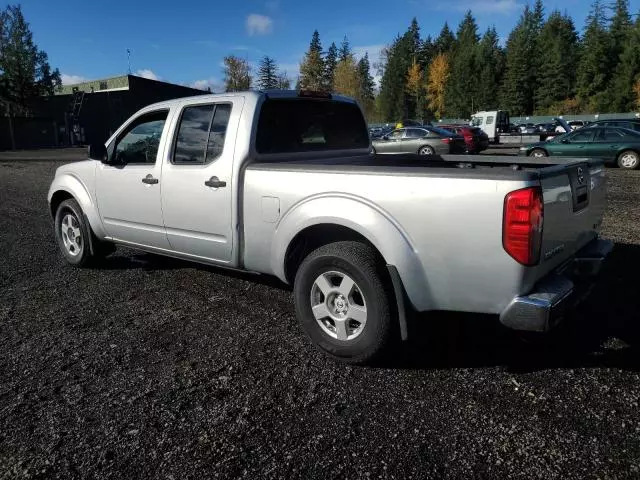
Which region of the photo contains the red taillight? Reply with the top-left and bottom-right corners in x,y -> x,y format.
503,187 -> 544,266
441,137 -> 452,144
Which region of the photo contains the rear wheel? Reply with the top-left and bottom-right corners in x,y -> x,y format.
418,145 -> 434,155
529,148 -> 547,158
617,150 -> 639,170
293,241 -> 394,364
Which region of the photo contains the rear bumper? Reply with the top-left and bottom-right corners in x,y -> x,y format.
499,238 -> 614,332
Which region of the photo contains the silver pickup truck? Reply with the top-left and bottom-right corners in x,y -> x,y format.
47,90 -> 613,364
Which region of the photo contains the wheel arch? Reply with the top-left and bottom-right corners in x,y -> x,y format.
272,194 -> 434,312
48,175 -> 106,239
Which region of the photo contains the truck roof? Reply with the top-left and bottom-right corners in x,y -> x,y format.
141,89 -> 357,111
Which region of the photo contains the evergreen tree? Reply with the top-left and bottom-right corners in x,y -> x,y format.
0,5 -> 61,109
576,1 -> 610,111
338,36 -> 351,62
475,27 -> 504,111
378,28 -> 414,120
534,11 -> 579,113
445,10 -> 480,118
608,0 -> 632,68
434,22 -> 455,54
333,51 -> 360,100
223,55 -> 251,91
499,5 -> 540,115
299,30 -> 325,90
324,42 -> 338,90
257,56 -> 278,90
408,17 -> 421,57
608,17 -> 640,111
417,36 -> 434,70
357,52 -> 375,101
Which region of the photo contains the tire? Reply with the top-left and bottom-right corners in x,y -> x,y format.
418,145 -> 435,155
371,146 -> 376,155
617,150 -> 639,170
54,198 -> 112,267
529,148 -> 548,158
293,241 -> 394,364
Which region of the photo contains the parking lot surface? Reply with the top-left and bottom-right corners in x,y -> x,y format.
1,152 -> 639,479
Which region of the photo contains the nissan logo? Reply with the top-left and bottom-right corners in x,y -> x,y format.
577,167 -> 585,185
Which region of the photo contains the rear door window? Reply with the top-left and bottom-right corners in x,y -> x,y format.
255,98 -> 369,154
405,128 -> 425,138
173,103 -> 231,164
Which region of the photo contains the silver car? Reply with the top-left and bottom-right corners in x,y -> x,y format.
371,126 -> 466,155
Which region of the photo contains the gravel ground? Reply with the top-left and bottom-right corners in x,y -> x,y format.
0,157 -> 639,479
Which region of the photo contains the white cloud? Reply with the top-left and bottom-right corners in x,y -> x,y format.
433,0 -> 522,14
246,14 -> 273,36
190,77 -> 223,92
61,74 -> 89,85
136,69 -> 160,81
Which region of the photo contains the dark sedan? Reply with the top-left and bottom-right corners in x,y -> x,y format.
520,126 -> 640,169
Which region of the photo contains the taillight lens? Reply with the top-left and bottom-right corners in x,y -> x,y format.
441,137 -> 452,144
503,187 -> 544,266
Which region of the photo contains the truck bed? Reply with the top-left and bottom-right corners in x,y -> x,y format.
250,153 -> 603,181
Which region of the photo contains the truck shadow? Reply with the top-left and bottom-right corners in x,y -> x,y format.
390,242 -> 640,373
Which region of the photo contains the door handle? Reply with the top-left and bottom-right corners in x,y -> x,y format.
141,174 -> 158,185
205,176 -> 226,188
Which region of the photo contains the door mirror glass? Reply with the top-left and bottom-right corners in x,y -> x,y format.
88,143 -> 108,163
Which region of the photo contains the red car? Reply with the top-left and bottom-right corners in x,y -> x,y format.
440,125 -> 489,154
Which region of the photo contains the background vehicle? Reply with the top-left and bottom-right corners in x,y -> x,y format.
470,110 -> 510,143
521,126 -> 640,169
440,124 -> 489,153
568,120 -> 587,130
518,123 -> 538,134
585,119 -> 640,132
371,126 -> 466,155
48,90 -> 611,364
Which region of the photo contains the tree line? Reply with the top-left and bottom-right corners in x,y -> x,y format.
377,0 -> 640,121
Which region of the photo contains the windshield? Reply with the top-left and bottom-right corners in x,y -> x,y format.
428,126 -> 459,137
471,117 -> 482,127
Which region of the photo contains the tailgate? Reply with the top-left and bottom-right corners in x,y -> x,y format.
536,160 -> 607,276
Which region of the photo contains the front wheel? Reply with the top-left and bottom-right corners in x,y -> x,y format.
54,198 -> 112,267
293,241 -> 394,364
418,145 -> 435,155
529,148 -> 548,158
617,150 -> 639,170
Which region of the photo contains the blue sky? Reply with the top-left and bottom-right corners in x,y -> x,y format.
19,0 -> 640,91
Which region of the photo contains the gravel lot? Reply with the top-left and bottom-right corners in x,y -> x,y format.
1,152 -> 639,479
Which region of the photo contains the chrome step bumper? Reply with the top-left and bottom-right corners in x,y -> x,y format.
500,239 -> 613,332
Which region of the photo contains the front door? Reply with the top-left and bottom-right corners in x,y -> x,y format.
160,97 -> 242,263
95,109 -> 172,249
591,128 -> 625,160
548,128 -> 595,156
375,129 -> 405,153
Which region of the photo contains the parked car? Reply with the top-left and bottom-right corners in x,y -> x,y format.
520,126 -> 640,169
48,90 -> 612,364
518,123 -> 538,134
440,124 -> 489,153
535,123 -> 556,133
568,120 -> 586,130
371,126 -> 466,155
584,119 -> 640,132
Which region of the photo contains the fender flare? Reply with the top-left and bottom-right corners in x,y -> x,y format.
48,173 -> 107,240
270,193 -> 434,312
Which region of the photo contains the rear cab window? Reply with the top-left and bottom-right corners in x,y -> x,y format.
255,98 -> 369,154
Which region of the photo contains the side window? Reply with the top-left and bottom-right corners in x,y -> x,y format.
405,128 -> 424,138
598,128 -> 624,141
570,129 -> 595,142
389,129 -> 404,140
486,116 -> 494,125
173,103 -> 232,165
113,110 -> 168,165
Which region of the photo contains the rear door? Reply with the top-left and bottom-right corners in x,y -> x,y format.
160,96 -> 242,263
591,128 -> 625,160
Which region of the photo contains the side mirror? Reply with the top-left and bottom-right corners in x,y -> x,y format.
88,143 -> 109,163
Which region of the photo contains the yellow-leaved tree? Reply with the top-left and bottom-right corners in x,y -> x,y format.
333,55 -> 360,99
427,53 -> 449,120
406,57 -> 422,112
